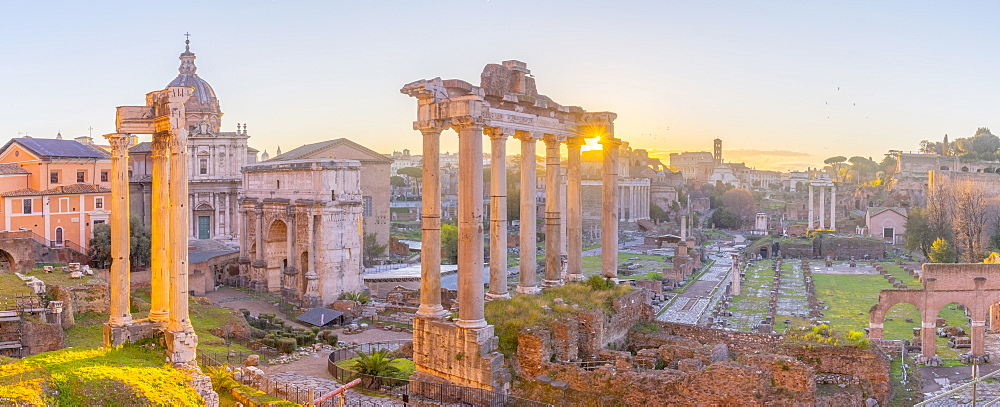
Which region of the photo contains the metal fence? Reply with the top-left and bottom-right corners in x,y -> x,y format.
198,351 -> 338,407
328,341 -> 552,407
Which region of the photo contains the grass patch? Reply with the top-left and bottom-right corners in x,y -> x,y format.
813,274 -> 911,337
485,281 -> 633,356
0,271 -> 33,302
0,344 -> 203,405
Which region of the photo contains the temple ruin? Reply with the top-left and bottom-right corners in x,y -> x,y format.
400,60 -> 619,390
102,85 -> 198,364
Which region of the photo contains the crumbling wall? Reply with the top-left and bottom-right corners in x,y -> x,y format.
782,344 -> 890,403
819,237 -> 885,260
22,319 -> 65,356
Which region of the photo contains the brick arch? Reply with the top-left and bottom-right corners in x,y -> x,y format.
0,249 -> 14,272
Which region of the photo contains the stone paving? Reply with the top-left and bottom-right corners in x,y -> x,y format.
268,372 -> 405,406
774,263 -> 810,322
656,248 -> 733,325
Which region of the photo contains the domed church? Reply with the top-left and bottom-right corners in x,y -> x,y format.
130,37 -> 260,246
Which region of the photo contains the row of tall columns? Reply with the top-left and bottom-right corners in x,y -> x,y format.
807,183 -> 837,230
412,119 -> 616,322
543,134 -> 564,287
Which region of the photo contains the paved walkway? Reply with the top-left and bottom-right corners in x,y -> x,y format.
268,372 -> 404,406
656,244 -> 734,325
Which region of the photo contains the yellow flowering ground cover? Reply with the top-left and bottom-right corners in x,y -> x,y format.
0,345 -> 204,406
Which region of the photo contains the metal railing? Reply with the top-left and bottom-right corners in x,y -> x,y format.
328,341 -> 552,407
198,351 -> 337,407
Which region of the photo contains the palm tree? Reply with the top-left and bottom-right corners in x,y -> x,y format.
352,349 -> 403,389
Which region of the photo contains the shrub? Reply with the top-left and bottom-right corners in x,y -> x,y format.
277,338 -> 298,353
326,333 -> 339,346
311,326 -> 321,334
586,274 -> 615,291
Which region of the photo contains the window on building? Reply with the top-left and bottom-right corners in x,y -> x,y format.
101,171 -> 109,182
22,199 -> 32,214
93,220 -> 105,225
95,197 -> 104,209
200,159 -> 208,175
362,196 -> 373,217
59,198 -> 69,213
883,227 -> 894,239
77,171 -> 85,183
50,171 -> 59,184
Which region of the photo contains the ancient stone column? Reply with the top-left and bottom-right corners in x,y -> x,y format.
303,209 -> 320,306
972,320 -> 986,356
106,133 -> 132,328
253,205 -> 266,289
819,186 -> 826,230
453,116 -> 487,328
680,213 -> 687,239
416,120 -> 449,318
808,184 -> 814,229
566,136 -> 585,282
868,322 -> 884,339
601,135 -> 621,280
543,134 -> 563,287
148,134 -> 170,324
284,206 -> 297,300
167,130 -> 193,334
921,320 -> 937,358
515,131 -> 540,295
238,205 -> 249,263
830,185 -> 837,231
485,127 -> 510,299
730,253 -> 740,296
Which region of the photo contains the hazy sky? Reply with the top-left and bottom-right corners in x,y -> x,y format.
1,1 -> 997,171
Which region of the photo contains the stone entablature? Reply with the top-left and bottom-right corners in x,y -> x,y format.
240,159 -> 364,306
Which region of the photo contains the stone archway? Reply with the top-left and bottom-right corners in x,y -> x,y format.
0,249 -> 14,272
265,220 -> 287,292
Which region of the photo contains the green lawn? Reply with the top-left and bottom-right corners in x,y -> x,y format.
0,271 -> 33,302
813,274 -> 912,338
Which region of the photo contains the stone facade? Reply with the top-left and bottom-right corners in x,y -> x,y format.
269,139 -> 392,248
240,158 -> 364,306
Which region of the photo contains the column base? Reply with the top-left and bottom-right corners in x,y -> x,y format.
102,321 -> 157,348
302,293 -> 321,308
515,285 -> 541,295
249,279 -> 268,292
416,304 -> 450,319
542,279 -> 563,288
457,318 -> 488,329
485,292 -> 511,301
411,317 -> 509,392
565,273 -> 585,282
147,311 -> 170,326
165,329 -> 199,364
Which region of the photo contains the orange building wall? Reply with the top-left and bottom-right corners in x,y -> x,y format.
0,144 -> 111,190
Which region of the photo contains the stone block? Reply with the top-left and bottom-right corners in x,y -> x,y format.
245,354 -> 260,366
711,343 -> 730,363
676,358 -> 702,372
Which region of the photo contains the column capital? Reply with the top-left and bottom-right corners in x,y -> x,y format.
104,133 -> 132,158
580,111 -> 618,126
450,115 -> 486,131
414,119 -> 450,134
151,133 -> 171,158
543,133 -> 566,144
565,136 -> 586,148
167,133 -> 188,154
483,126 -> 513,140
513,130 -> 541,142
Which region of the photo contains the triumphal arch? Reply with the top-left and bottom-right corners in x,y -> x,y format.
101,85 -> 198,364
869,263 -> 1000,364
401,60 -> 619,390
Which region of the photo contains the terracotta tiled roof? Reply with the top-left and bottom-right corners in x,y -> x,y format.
270,138 -> 390,163
1,183 -> 110,197
0,163 -> 29,175
129,141 -> 152,153
1,138 -> 110,159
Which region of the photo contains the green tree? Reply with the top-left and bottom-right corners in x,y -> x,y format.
904,207 -> 935,259
929,238 -> 957,263
441,223 -> 458,264
390,175 -> 406,188
823,156 -> 847,165
710,207 -> 741,229
649,202 -> 669,223
350,349 -> 404,389
721,188 -> 756,228
88,216 -> 150,270
396,167 -> 422,179
363,233 -> 387,267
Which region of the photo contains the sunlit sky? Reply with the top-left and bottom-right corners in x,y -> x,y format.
1,1 -> 998,171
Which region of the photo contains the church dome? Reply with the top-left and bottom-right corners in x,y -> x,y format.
167,36 -> 222,133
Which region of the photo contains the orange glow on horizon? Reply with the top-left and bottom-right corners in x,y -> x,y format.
580,137 -> 602,151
